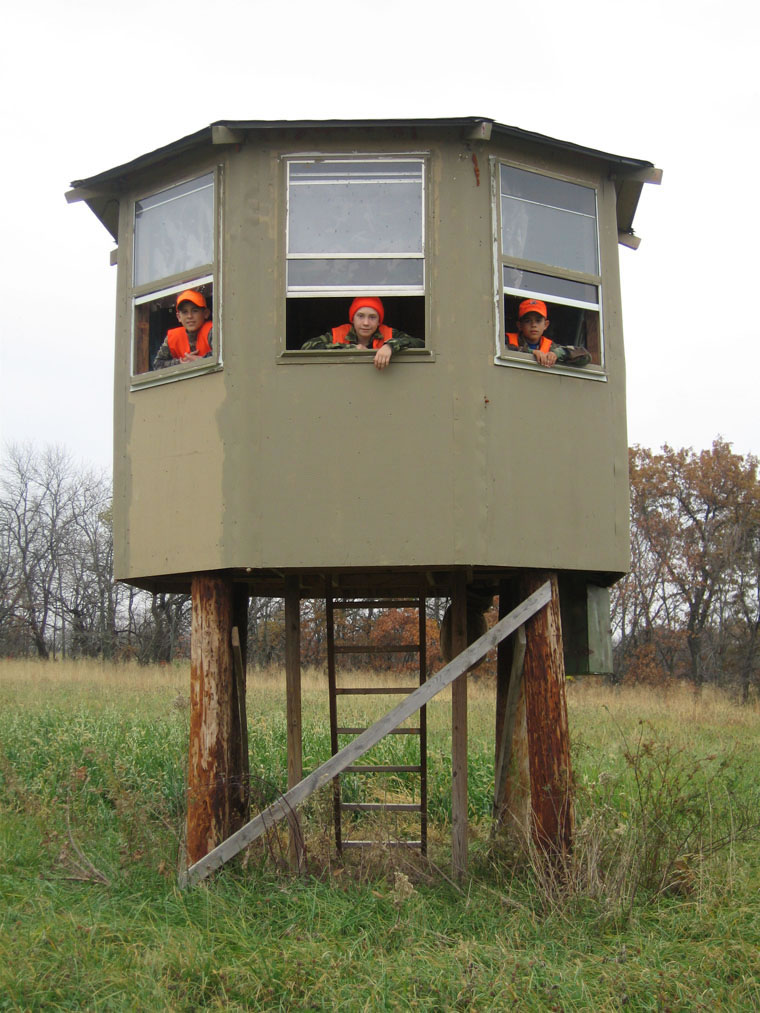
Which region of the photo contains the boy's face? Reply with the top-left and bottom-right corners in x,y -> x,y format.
352,307 -> 381,342
517,312 -> 549,344
176,301 -> 210,335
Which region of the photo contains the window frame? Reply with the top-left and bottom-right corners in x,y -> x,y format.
281,152 -> 431,360
128,165 -> 223,389
285,154 -> 427,298
491,158 -> 606,380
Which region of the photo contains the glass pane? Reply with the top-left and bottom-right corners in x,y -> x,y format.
501,164 -> 596,216
288,160 -> 423,255
501,195 -> 598,274
503,267 -> 598,306
134,173 -> 214,286
288,258 -> 424,289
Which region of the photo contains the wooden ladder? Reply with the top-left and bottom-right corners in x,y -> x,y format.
326,595 -> 428,854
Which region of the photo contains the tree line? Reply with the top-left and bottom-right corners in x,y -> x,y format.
2,441 -> 759,698
0,444 -> 446,669
611,440 -> 760,700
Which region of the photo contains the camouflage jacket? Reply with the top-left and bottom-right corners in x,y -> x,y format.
301,327 -> 424,354
507,334 -> 590,367
152,328 -> 214,370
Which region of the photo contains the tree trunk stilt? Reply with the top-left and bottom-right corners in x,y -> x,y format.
519,570 -> 573,856
187,574 -> 245,865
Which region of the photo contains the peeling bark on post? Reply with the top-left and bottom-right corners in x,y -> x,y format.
519,570 -> 573,856
451,570 -> 469,877
187,574 -> 243,865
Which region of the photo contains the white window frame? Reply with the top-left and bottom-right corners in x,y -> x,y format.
492,158 -> 606,379
128,166 -> 223,388
285,154 -> 427,298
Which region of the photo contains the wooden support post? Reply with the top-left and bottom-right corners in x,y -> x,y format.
494,580 -> 517,791
184,582 -> 552,886
519,570 -> 573,856
187,574 -> 245,865
231,585 -> 250,828
284,575 -> 304,871
494,627 -> 531,835
451,570 -> 469,877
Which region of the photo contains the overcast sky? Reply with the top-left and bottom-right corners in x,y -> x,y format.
1,0 -> 758,471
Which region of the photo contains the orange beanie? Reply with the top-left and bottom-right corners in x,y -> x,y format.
348,296 -> 384,324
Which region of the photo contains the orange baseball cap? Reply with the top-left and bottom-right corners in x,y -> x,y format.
518,298 -> 548,319
176,289 -> 207,309
348,296 -> 384,325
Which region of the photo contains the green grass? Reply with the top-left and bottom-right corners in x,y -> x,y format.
1,660 -> 759,1010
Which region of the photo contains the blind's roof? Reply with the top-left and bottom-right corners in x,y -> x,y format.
69,116 -> 659,241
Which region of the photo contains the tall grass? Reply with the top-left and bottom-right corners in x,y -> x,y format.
2,659 -> 760,1009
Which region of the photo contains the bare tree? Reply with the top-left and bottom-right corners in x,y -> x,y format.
0,445 -> 79,658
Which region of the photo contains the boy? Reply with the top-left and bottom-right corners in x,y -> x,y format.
301,297 -> 423,371
506,298 -> 590,368
152,290 -> 213,370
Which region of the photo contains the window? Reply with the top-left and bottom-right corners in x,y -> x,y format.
285,158 -> 426,350
497,164 -> 602,367
130,171 -> 219,378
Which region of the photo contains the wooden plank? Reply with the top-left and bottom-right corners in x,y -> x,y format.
231,626 -> 249,819
232,588 -> 251,828
494,580 -> 518,777
334,644 -> 419,654
332,599 -> 421,609
341,803 -> 421,813
335,687 -> 418,696
343,840 -> 421,848
494,626 -> 526,818
182,580 -> 551,886
284,576 -> 304,871
451,572 -> 469,878
337,726 -> 420,735
325,588 -> 341,851
345,765 -> 421,773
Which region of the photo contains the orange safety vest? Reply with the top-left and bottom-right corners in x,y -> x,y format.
166,321 -> 213,359
506,333 -> 552,354
331,323 -> 394,349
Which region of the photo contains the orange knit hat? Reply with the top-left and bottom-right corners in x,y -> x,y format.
348,297 -> 384,324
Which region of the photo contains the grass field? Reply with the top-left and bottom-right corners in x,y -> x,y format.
1,658 -> 759,1010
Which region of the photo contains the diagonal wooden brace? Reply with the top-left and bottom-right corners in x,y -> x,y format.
182,580 -> 552,887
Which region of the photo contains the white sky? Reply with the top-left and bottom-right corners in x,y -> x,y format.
1,0 -> 758,471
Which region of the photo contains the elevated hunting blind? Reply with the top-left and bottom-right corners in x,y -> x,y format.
69,117 -> 660,878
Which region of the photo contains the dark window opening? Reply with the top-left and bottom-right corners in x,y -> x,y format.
133,282 -> 214,375
286,296 -> 425,351
504,295 -> 601,366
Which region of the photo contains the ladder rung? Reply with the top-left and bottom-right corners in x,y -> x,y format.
337,727 -> 420,736
334,644 -> 419,655
335,687 -> 418,696
340,803 -> 422,813
343,840 -> 422,848
332,599 -> 422,610
345,765 -> 421,773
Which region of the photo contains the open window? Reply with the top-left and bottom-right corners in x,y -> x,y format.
496,164 -> 603,368
285,158 -> 426,351
130,171 -> 219,379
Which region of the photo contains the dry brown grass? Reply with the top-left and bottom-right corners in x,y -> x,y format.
4,656 -> 758,724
